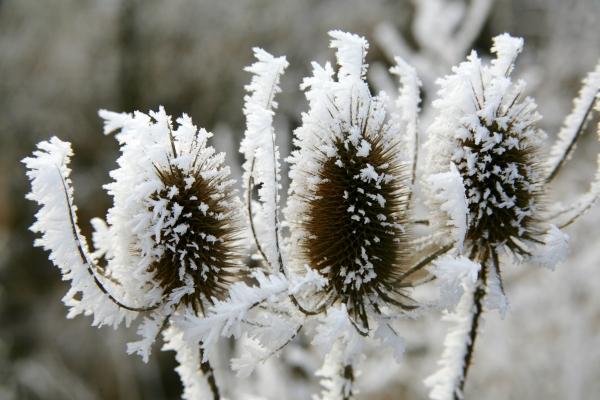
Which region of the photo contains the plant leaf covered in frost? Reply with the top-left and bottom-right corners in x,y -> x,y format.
23,137 -> 136,328
529,224 -> 569,270
240,47 -> 289,270
424,257 -> 481,400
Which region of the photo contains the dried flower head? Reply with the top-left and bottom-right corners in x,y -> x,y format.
100,108 -> 245,314
425,34 -> 546,257
286,31 -> 413,330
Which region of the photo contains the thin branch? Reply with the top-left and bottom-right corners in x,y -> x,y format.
559,196 -> 599,229
58,166 -> 160,313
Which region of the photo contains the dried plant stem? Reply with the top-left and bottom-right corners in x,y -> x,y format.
58,166 -> 159,312
342,364 -> 355,400
456,246 -> 490,399
199,348 -> 221,400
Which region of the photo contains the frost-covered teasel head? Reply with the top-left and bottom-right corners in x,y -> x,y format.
100,108 -> 245,314
425,34 -> 546,257
286,31 -> 413,330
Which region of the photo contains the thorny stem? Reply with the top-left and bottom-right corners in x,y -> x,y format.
546,91 -> 599,184
58,166 -> 160,313
455,246 -> 490,400
199,348 -> 221,400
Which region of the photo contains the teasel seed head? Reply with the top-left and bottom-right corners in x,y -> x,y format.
149,155 -> 244,312
99,108 -> 245,315
286,31 -> 413,330
425,34 -> 546,257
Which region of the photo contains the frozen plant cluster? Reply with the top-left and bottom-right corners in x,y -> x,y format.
24,29 -> 600,400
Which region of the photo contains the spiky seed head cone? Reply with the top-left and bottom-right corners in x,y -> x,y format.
425,34 -> 546,257
99,108 -> 244,314
286,32 -> 413,330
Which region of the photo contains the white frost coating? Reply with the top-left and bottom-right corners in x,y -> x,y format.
529,225 -> 569,270
180,271 -> 289,362
231,335 -> 269,378
373,319 -> 406,363
547,60 -> 600,176
23,137 -> 135,328
424,261 -> 481,400
240,48 -> 289,271
162,321 -> 213,400
329,30 -> 369,80
313,305 -> 365,400
390,56 -> 422,182
431,255 -> 480,311
489,33 -> 523,78
427,163 -> 469,251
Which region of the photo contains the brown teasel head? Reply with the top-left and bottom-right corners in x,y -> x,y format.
425,34 -> 548,259
300,129 -> 413,330
457,115 -> 545,257
148,160 -> 244,314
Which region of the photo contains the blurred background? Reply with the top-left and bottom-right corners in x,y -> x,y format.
1,0 -> 599,399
